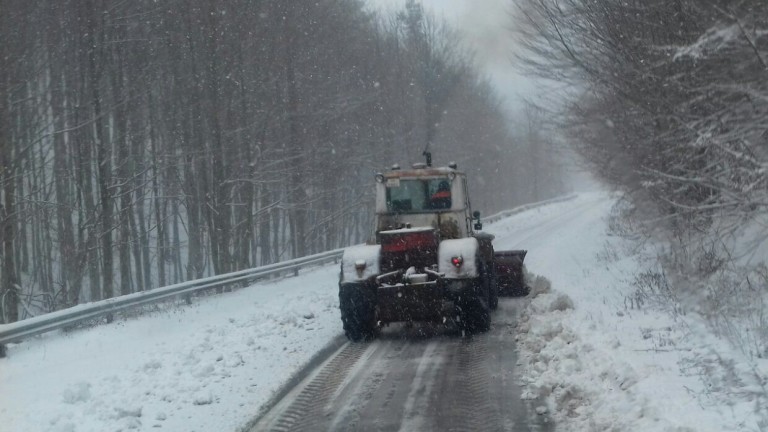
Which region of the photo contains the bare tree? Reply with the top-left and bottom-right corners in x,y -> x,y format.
0,0 -> 558,322
0,0 -> 20,322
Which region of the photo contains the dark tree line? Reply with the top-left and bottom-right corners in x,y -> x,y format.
0,0 -> 557,322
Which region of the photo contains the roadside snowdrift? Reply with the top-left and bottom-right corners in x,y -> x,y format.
0,266 -> 342,432
504,194 -> 767,431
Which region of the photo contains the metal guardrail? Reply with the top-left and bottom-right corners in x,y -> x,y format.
0,249 -> 344,355
0,194 -> 578,358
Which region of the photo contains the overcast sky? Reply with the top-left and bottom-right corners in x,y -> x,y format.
364,0 -> 537,113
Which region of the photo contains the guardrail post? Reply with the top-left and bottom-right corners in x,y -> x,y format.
106,313 -> 114,324
293,266 -> 299,277
184,293 -> 192,305
0,344 -> 6,358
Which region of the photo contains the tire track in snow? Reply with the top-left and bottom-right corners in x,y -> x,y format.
398,341 -> 443,432
254,342 -> 369,432
252,320 -> 554,431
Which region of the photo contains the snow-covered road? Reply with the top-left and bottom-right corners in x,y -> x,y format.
1,191 -> 764,432
249,297 -> 550,432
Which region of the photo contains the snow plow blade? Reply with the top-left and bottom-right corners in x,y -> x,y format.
494,250 -> 529,296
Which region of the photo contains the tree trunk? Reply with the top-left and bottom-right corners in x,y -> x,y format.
51,69 -> 78,308
0,0 -> 19,321
85,0 -> 114,299
283,9 -> 307,259
114,51 -> 133,296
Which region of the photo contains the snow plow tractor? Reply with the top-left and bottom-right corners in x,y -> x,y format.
338,159 -> 528,342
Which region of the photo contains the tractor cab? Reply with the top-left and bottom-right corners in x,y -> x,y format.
373,162 -> 479,241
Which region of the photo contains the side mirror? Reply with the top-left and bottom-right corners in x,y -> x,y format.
473,210 -> 482,231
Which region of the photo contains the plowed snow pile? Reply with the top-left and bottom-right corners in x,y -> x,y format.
492,193 -> 767,431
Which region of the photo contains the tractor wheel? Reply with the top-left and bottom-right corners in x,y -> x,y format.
339,283 -> 377,342
457,280 -> 491,334
487,263 -> 499,310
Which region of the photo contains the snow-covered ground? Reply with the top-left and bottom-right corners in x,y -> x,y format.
1,191 -> 765,431
500,193 -> 768,431
0,267 -> 344,432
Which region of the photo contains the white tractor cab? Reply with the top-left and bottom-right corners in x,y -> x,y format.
339,160 -> 528,342
374,162 -> 478,240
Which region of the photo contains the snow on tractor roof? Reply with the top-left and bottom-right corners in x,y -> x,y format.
381,166 -> 463,179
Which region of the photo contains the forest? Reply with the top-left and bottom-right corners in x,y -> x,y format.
0,0 -> 564,323
514,0 -> 768,358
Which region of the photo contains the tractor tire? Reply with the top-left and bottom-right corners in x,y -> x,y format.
488,264 -> 499,310
457,279 -> 491,334
339,283 -> 377,342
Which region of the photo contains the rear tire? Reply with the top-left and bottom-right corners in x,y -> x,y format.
457,277 -> 491,333
458,297 -> 490,333
339,283 -> 377,342
487,262 -> 499,310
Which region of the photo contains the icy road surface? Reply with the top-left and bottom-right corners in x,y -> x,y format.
2,191 -> 760,431
249,299 -> 552,432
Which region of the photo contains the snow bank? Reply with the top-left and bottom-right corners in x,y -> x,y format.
493,193 -> 766,431
0,265 -> 343,432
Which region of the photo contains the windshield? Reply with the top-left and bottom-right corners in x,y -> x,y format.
386,178 -> 452,213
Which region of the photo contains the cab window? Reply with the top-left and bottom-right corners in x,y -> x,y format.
385,178 -> 451,213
